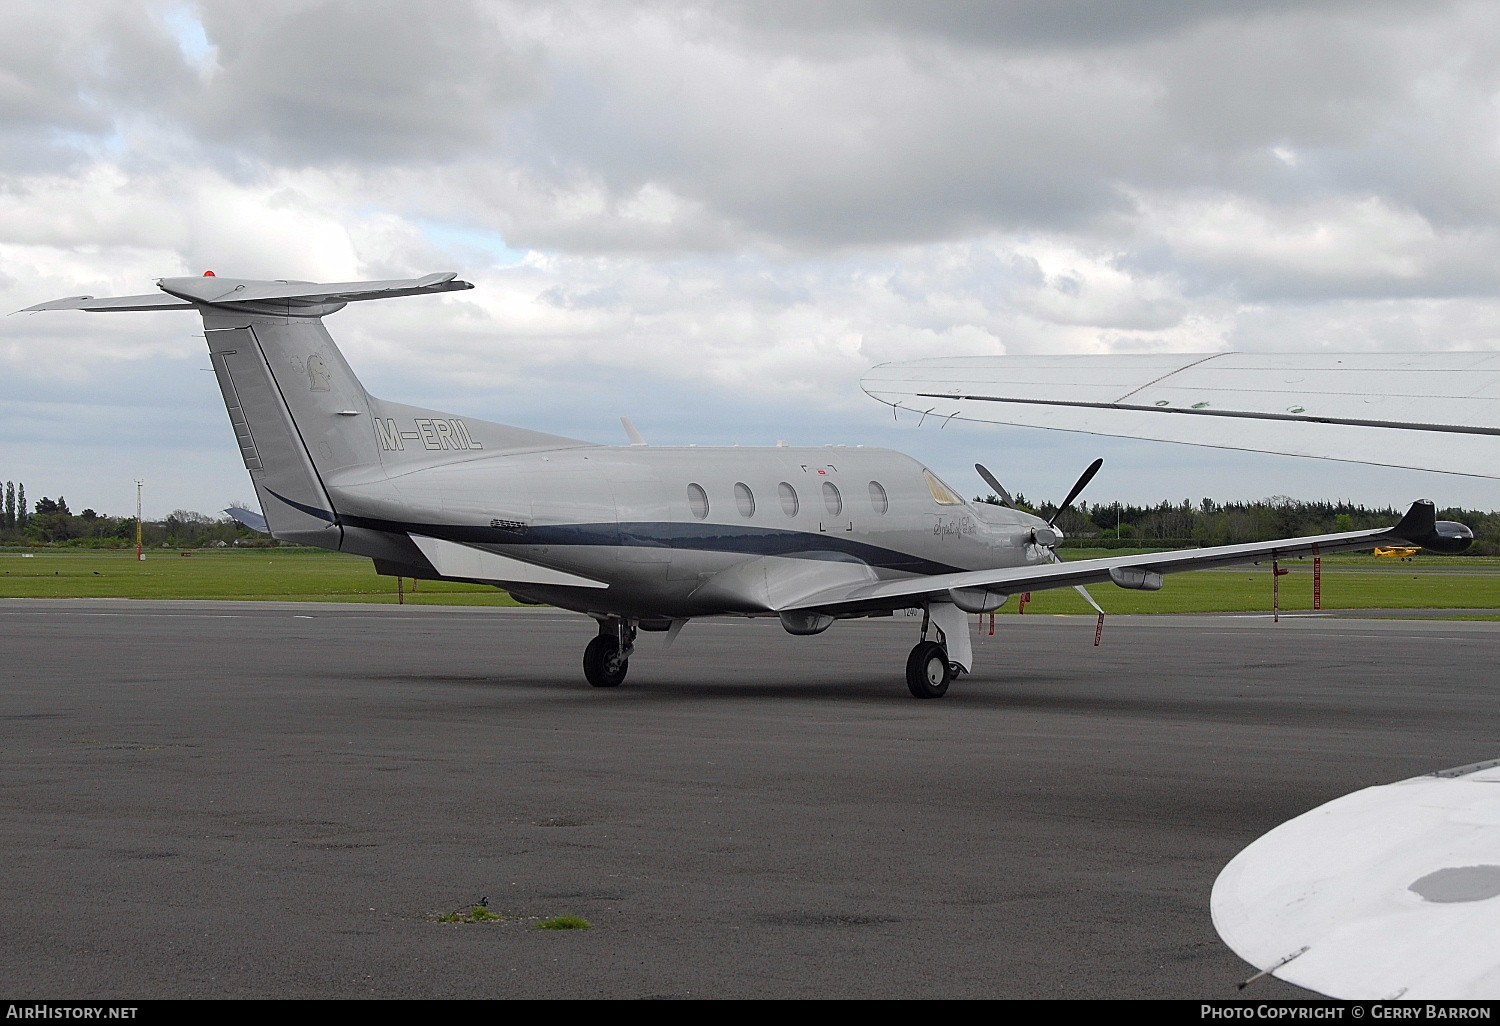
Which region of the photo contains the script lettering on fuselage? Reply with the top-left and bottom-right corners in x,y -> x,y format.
931,513 -> 978,540
375,417 -> 484,452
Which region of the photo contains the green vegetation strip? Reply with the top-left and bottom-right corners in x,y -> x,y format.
0,548 -> 520,604
1000,550 -> 1500,615
535,916 -> 592,930
2,548 -> 1498,615
438,905 -> 506,924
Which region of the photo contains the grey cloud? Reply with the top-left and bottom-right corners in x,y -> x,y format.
189,0 -> 538,165
4,0 -> 1498,347
479,0 -> 1496,279
0,3 -> 194,172
9,0 -> 1493,275
723,0 -> 1377,51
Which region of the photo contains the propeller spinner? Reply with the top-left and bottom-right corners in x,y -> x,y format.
976,458 -> 1106,616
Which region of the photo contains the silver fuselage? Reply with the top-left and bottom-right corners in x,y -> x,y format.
331,444 -> 1052,618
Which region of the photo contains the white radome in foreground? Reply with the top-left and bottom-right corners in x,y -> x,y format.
1213,759 -> 1500,999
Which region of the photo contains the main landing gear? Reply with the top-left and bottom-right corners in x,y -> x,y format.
905,602 -> 971,699
906,640 -> 952,699
584,619 -> 636,688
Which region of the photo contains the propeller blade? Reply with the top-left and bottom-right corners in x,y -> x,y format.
1049,457 -> 1103,527
974,463 -> 1015,509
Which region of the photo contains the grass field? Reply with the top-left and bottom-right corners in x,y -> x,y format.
0,548 -> 520,604
996,557 -> 1500,615
2,546 -> 1498,615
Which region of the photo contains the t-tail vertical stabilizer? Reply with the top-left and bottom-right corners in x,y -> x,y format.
19,272 -> 591,552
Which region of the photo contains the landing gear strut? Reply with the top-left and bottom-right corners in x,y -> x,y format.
584,620 -> 636,688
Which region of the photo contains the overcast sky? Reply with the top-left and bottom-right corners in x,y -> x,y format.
3,0 -> 1498,517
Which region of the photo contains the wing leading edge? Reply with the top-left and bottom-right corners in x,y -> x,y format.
861,352 -> 1500,480
782,500 -> 1468,614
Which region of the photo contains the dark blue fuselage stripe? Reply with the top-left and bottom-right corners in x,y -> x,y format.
267,489 -> 968,576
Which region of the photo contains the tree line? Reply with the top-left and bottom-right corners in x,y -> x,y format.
0,482 -> 265,548
986,493 -> 1500,555
4,477 -> 1498,554
3,481 -> 24,531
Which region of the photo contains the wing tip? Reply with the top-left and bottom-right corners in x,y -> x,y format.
1391,499 -> 1473,554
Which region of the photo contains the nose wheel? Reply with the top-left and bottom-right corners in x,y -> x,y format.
906,640 -> 952,699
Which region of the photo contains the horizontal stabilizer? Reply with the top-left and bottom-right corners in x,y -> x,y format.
409,535 -> 607,589
158,272 -> 472,309
224,506 -> 269,534
17,293 -> 194,313
17,272 -> 472,316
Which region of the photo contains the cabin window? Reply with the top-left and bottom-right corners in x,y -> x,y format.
822,481 -> 843,516
778,482 -> 799,516
868,481 -> 889,514
734,482 -> 756,518
923,469 -> 964,506
687,483 -> 709,519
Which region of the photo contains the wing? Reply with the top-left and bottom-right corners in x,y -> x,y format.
780,501 -> 1468,614
224,506 -> 270,534
861,352 -> 1500,480
1213,758 -> 1500,1000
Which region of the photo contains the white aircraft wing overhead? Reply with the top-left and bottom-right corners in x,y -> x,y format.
861,352 -> 1500,479
1213,758 -> 1500,1000
781,500 -> 1467,614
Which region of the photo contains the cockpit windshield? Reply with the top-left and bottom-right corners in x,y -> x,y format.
922,469 -> 965,505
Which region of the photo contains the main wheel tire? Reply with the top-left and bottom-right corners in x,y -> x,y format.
583,635 -> 629,688
905,640 -> 951,699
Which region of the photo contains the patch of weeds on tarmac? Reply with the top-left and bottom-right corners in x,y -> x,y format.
436,901 -> 507,924
535,915 -> 592,930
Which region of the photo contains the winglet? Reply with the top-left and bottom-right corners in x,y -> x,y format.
621,417 -> 648,446
1391,500 -> 1437,542
1389,500 -> 1474,554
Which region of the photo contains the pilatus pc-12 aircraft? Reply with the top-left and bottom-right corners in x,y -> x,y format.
22,273 -> 1472,698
